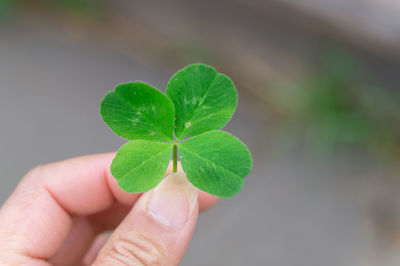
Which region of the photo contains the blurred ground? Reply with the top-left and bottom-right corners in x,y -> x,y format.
1,1 -> 400,265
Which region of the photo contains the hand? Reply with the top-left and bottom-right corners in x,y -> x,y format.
0,153 -> 218,265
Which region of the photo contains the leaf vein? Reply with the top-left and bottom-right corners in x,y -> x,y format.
118,145 -> 171,182
114,91 -> 172,141
178,73 -> 219,138
180,145 -> 242,180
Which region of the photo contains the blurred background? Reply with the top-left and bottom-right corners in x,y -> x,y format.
1,0 -> 400,265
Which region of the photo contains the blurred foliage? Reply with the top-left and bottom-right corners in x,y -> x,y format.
0,0 -> 100,21
0,0 -> 15,20
271,48 -> 400,162
40,0 -> 99,13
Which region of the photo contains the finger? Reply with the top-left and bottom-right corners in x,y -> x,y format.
198,190 -> 218,211
0,153 -> 217,264
48,216 -> 96,266
82,232 -> 111,266
49,202 -> 131,266
93,172 -> 199,266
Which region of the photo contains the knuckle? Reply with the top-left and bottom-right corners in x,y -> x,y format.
14,165 -> 45,196
97,231 -> 165,266
24,165 -> 43,181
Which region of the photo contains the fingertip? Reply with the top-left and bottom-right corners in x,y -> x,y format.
105,161 -> 141,206
46,153 -> 116,215
198,190 -> 219,212
167,161 -> 218,212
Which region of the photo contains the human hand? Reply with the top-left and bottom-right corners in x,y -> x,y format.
0,153 -> 218,265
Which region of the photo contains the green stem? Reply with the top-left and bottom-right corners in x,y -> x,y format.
173,144 -> 177,173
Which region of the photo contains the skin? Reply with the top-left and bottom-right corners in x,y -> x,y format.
0,153 -> 218,265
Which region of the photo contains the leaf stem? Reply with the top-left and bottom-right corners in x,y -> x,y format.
173,144 -> 178,173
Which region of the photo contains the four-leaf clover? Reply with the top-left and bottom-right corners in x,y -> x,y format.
100,64 -> 252,198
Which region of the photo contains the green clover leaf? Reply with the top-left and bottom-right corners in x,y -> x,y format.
179,130 -> 252,198
166,64 -> 237,140
100,64 -> 252,197
100,82 -> 174,142
111,140 -> 172,193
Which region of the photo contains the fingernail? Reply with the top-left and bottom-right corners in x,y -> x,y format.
146,172 -> 198,229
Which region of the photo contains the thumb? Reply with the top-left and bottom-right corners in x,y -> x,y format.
93,172 -> 199,266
